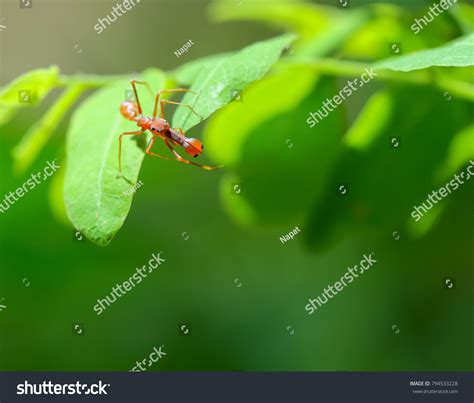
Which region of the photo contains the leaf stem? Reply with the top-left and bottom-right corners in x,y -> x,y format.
58,74 -> 131,89
13,84 -> 87,173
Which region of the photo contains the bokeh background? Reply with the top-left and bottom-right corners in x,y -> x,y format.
0,0 -> 473,371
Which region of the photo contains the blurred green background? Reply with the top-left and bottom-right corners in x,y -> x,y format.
0,0 -> 473,371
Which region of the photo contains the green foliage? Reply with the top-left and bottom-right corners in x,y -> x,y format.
1,0 -> 473,375
0,34 -> 293,245
305,86 -> 473,247
172,33 -> 296,131
217,74 -> 345,226
204,0 -> 474,247
1,1 -> 472,247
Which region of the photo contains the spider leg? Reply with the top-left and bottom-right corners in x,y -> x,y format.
145,136 -> 173,161
160,99 -> 203,121
164,139 -> 222,171
130,80 -> 153,115
152,88 -> 198,119
118,130 -> 145,177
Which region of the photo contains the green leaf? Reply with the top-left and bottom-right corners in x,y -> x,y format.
12,84 -> 85,174
64,69 -> 168,246
172,33 -> 297,132
0,66 -> 60,107
172,52 -> 234,86
375,33 -> 474,71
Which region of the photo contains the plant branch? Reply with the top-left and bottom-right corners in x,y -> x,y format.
283,58 -> 474,101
